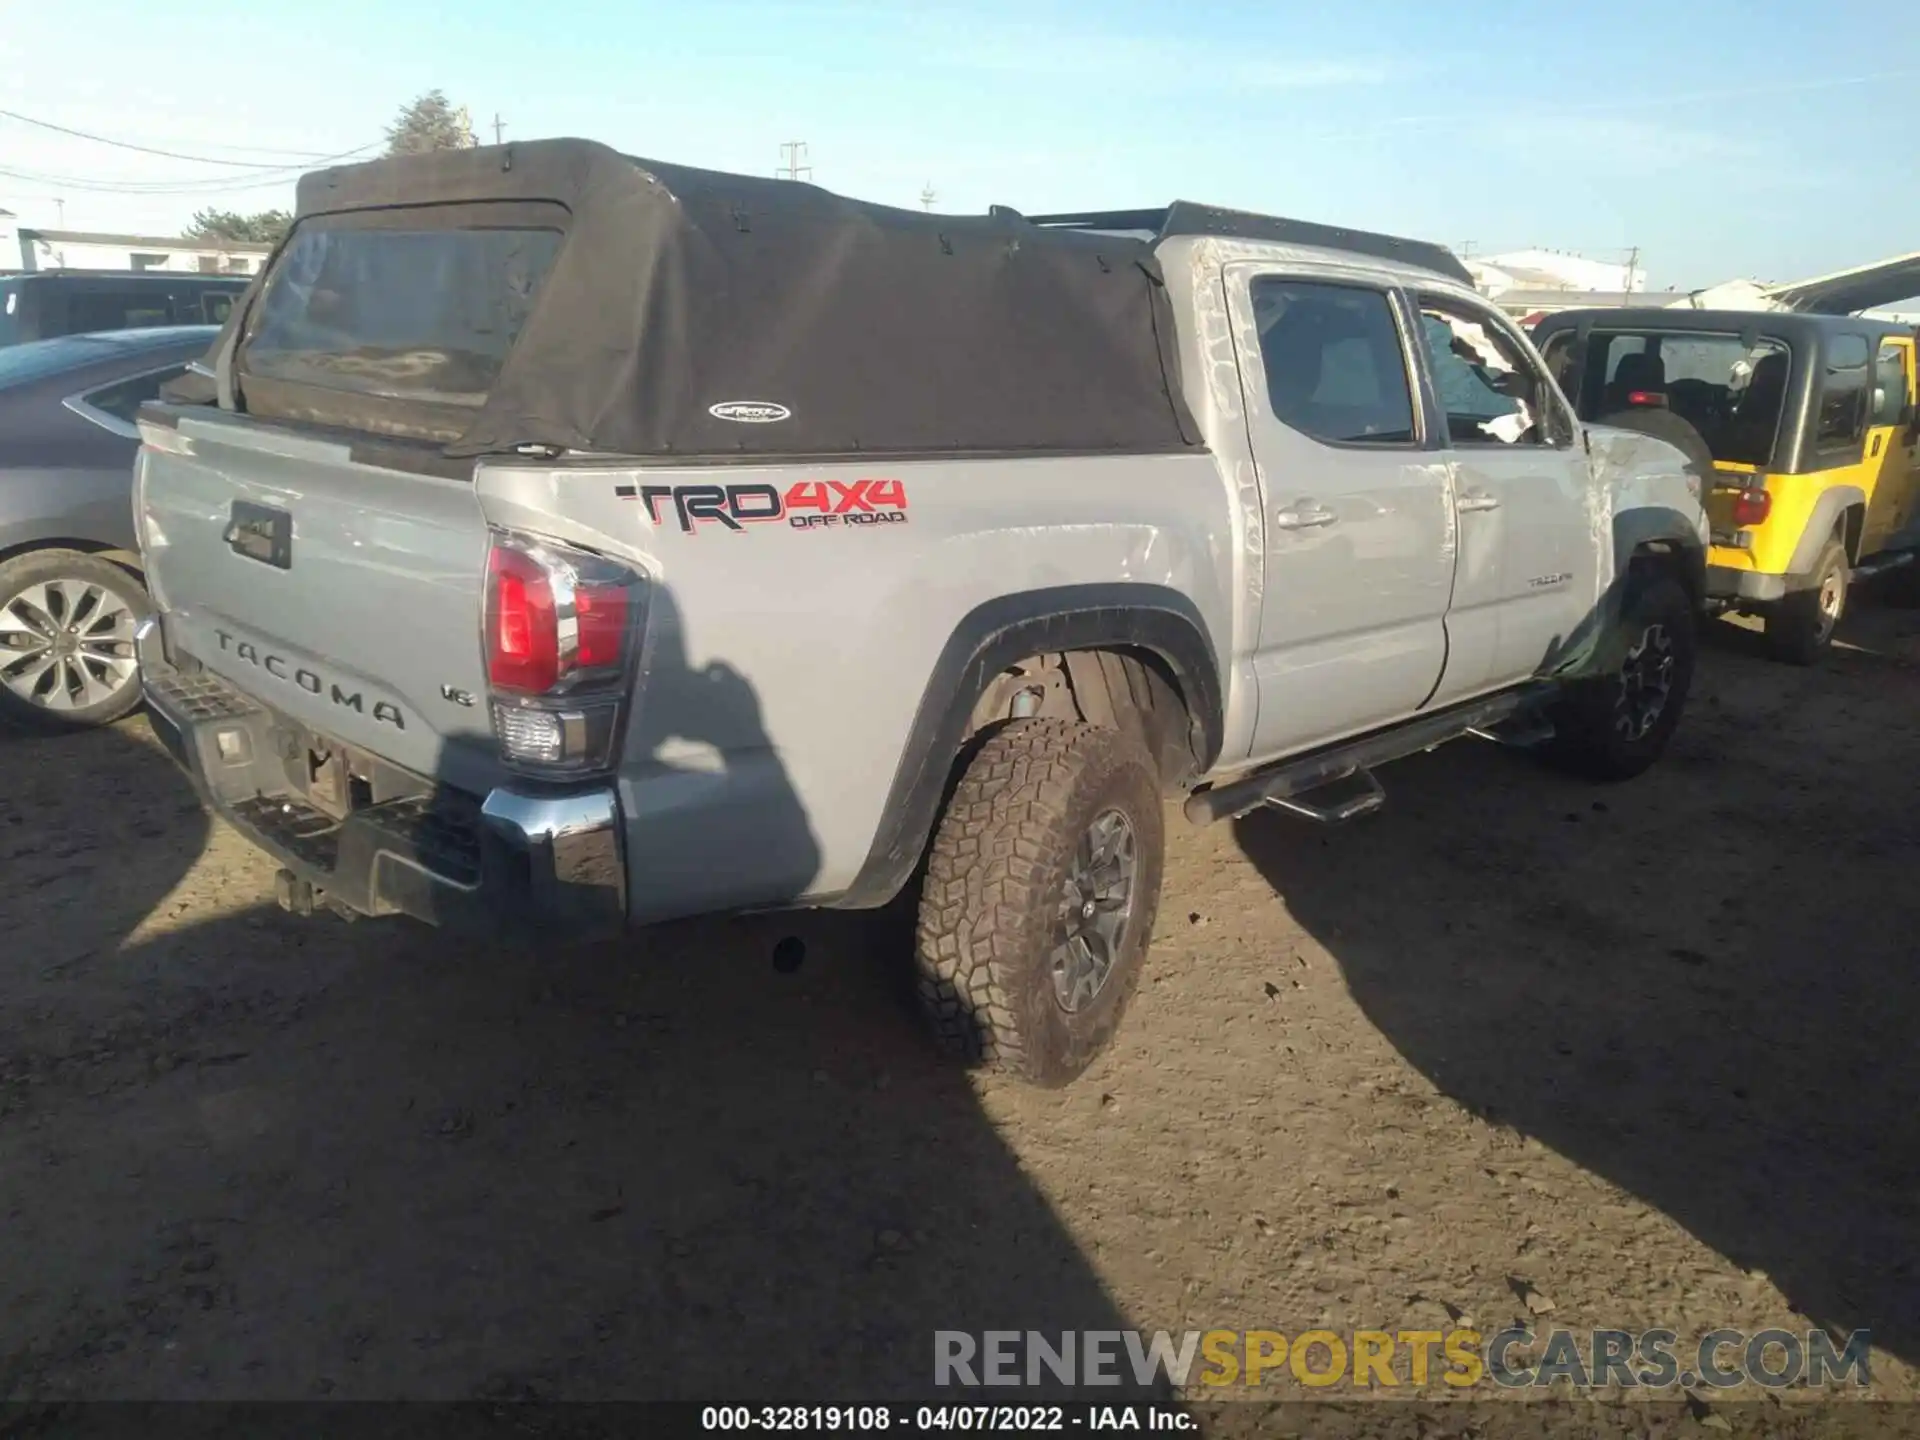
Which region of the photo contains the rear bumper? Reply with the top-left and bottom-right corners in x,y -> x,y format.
1705,564 -> 1787,604
136,617 -> 626,941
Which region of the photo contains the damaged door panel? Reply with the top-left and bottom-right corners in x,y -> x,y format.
1415,293 -> 1598,702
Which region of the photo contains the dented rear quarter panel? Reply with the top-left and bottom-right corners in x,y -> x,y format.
478,452 -> 1241,921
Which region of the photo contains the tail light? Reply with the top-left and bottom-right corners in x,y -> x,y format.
1625,390 -> 1667,408
483,532 -> 646,775
1731,486 -> 1772,528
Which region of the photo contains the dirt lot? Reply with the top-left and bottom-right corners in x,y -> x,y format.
2,600 -> 1917,1418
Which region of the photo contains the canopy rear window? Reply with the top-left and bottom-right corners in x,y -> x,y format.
240,203 -> 564,414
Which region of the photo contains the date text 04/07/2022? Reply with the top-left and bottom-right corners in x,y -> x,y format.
698,1404 -> 1194,1432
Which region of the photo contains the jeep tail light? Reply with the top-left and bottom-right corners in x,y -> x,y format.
1626,390 -> 1667,408
483,531 -> 646,775
1731,486 -> 1772,528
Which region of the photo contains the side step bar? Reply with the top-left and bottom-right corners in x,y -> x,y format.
1852,549 -> 1915,581
1265,769 -> 1386,825
1183,684 -> 1557,827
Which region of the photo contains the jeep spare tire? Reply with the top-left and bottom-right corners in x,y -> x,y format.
1597,407 -> 1716,485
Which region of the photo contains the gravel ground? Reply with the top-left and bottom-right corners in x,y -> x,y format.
2,601 -> 1916,1422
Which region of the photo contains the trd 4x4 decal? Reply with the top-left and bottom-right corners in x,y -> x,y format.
617,479 -> 909,533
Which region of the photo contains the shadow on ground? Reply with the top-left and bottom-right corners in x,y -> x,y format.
0,712 -> 1143,1402
1234,598 -> 1920,1365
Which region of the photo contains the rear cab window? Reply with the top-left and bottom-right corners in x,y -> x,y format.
238,202 -> 566,439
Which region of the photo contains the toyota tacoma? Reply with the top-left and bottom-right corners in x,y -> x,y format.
132,141 -> 1708,1085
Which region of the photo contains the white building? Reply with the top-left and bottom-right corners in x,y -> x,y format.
1475,248 -> 1648,296
0,210 -> 273,276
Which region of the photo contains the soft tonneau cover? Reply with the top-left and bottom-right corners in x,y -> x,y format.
216,138 -> 1198,460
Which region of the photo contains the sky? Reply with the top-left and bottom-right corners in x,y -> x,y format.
2,0 -> 1917,293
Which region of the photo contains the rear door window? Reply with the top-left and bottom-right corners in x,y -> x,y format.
1249,278 -> 1416,445
242,213 -> 563,409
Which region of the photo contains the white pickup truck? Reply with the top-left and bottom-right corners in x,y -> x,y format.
132,140 -> 1708,1085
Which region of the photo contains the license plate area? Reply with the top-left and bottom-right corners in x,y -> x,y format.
225,500 -> 292,569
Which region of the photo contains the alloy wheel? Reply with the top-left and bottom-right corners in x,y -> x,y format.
1050,808 -> 1138,1013
0,578 -> 140,714
1613,621 -> 1675,742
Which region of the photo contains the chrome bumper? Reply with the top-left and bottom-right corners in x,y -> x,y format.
136,616 -> 626,939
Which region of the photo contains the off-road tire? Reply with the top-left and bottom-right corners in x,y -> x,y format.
1764,535 -> 1847,666
1544,574 -> 1696,782
914,718 -> 1164,1088
0,549 -> 151,734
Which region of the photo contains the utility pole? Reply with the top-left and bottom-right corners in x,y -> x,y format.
493,113 -> 507,145
776,141 -> 812,181
920,182 -> 937,212
1622,245 -> 1639,304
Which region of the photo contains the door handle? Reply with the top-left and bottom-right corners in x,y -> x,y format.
1275,501 -> 1338,530
1457,490 -> 1501,513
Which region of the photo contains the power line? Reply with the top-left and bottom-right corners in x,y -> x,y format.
0,164 -> 317,197
0,107 -> 379,170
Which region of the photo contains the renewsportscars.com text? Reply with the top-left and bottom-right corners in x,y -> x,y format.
934,1328 -> 1871,1391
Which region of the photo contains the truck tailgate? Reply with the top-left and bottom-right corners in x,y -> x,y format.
138,412 -> 496,790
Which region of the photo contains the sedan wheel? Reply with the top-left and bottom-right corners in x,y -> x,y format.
0,550 -> 150,732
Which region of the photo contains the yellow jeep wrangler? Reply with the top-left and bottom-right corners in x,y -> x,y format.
1535,309 -> 1919,663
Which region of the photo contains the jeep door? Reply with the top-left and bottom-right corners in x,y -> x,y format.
1412,292 -> 1598,701
1861,335 -> 1918,553
1224,266 -> 1455,761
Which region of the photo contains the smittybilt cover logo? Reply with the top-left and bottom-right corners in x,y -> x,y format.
214,629 -> 405,730
616,479 -> 909,533
707,400 -> 792,424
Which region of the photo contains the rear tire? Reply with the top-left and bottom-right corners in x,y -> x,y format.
914,718 -> 1164,1088
1545,574 -> 1696,782
1764,535 -> 1847,666
0,549 -> 150,733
